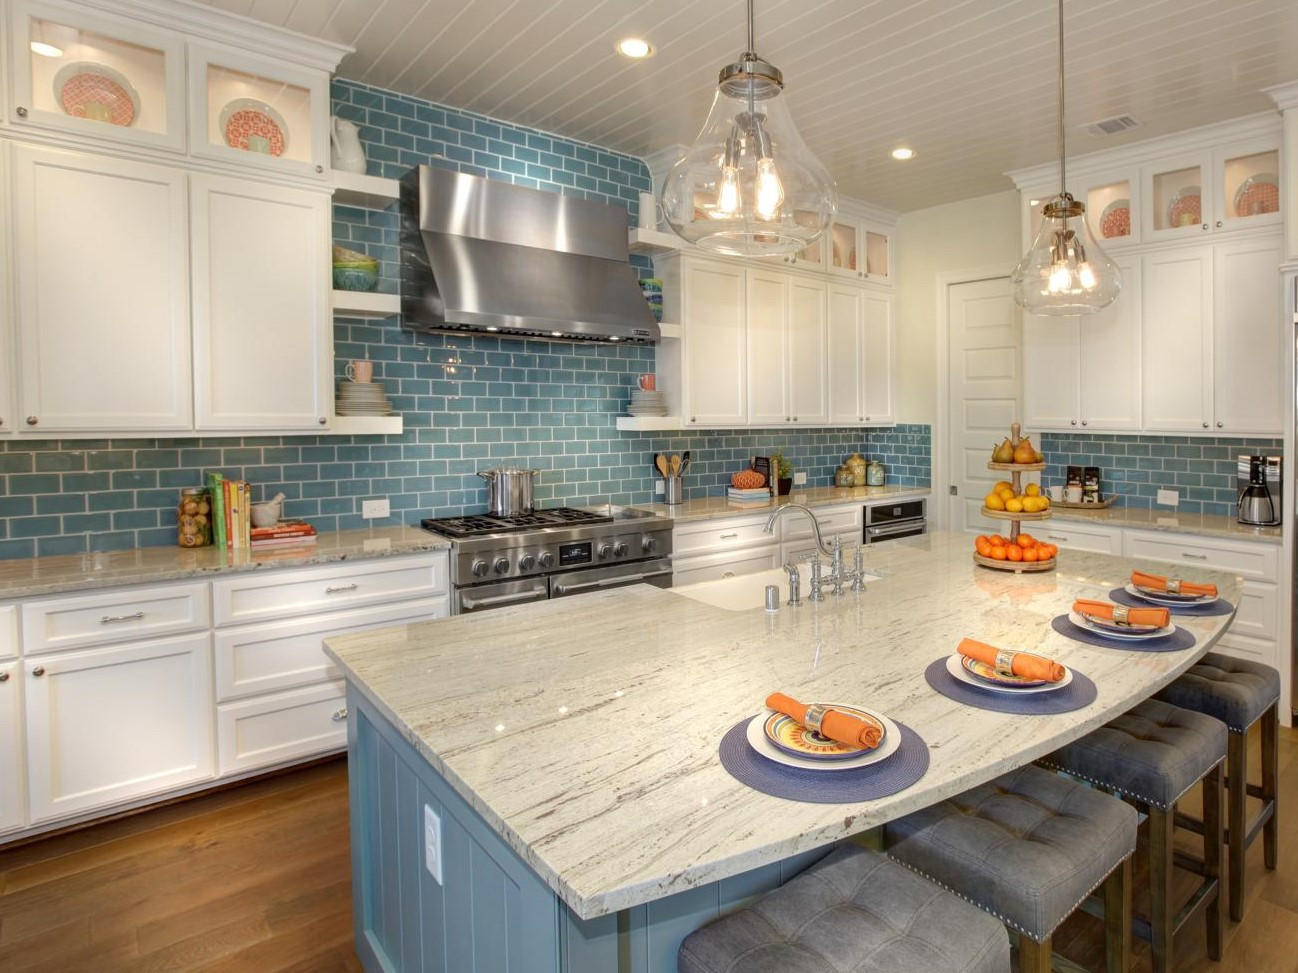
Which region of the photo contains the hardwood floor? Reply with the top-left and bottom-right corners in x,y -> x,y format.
1,725 -> 1297,972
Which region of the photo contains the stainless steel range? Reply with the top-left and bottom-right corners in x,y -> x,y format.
420,506 -> 673,614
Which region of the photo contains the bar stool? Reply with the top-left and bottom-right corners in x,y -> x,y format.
677,844 -> 1009,973
1038,697 -> 1225,973
884,764 -> 1137,973
1155,652 -> 1279,921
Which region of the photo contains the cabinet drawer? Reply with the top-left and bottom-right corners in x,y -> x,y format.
217,681 -> 347,776
0,606 -> 16,660
781,504 -> 862,542
212,555 -> 447,626
1123,531 -> 1278,581
1037,523 -> 1123,555
672,544 -> 780,586
1213,633 -> 1276,669
1225,580 -> 1277,642
674,515 -> 776,556
215,596 -> 448,702
22,583 -> 209,655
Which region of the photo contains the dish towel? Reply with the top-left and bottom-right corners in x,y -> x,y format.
765,693 -> 883,750
1131,570 -> 1218,598
957,637 -> 1065,683
1073,598 -> 1170,629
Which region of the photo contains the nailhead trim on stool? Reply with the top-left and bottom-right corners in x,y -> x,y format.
677,844 -> 1010,973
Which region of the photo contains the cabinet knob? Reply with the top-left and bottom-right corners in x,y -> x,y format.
0,417 -> 5,426
1081,420 -> 1087,426
331,707 -> 348,722
1216,421 -> 1223,428
690,416 -> 696,423
318,417 -> 327,425
315,164 -> 324,174
1070,419 -> 1077,425
0,671 -> 8,682
864,415 -> 870,421
31,666 -> 45,677
785,416 -> 790,422
1201,223 -> 1209,231
1215,220 -> 1223,228
26,416 -> 37,426
16,106 -> 28,118
1202,422 -> 1210,428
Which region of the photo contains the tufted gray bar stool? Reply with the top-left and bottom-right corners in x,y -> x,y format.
1039,697 -> 1226,973
884,764 -> 1137,973
677,844 -> 1010,973
1155,651 -> 1279,920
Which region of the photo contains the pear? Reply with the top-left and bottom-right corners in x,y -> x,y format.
1033,449 -> 1044,463
992,438 -> 1014,464
1013,436 -> 1036,464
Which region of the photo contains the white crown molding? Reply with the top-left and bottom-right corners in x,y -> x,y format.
1264,81 -> 1298,113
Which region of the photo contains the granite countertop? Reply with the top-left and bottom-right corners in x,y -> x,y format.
637,484 -> 931,523
0,526 -> 451,601
1049,504 -> 1282,545
323,530 -> 1239,920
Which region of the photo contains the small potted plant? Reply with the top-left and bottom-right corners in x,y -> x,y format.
772,451 -> 793,496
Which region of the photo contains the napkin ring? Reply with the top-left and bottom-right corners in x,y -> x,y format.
1112,606 -> 1131,626
1166,578 -> 1182,594
803,703 -> 829,735
994,649 -> 1016,675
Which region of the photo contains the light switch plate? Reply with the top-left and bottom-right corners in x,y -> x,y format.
424,804 -> 442,884
1156,489 -> 1179,507
362,498 -> 390,519
793,471 -> 807,485
655,480 -> 664,495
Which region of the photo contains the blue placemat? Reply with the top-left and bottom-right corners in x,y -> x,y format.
1108,588 -> 1235,617
924,657 -> 1097,714
719,718 -> 929,803
1051,614 -> 1196,652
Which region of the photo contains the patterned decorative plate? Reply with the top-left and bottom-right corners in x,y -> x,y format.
945,654 -> 1073,695
54,62 -> 139,127
1167,187 -> 1201,228
1076,610 -> 1161,634
763,703 -> 884,760
745,706 -> 902,771
960,653 -> 1048,687
1234,174 -> 1279,218
1099,199 -> 1130,239
219,98 -> 288,156
1125,582 -> 1216,606
1069,611 -> 1175,641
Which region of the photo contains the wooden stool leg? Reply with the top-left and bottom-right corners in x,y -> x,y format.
1149,804 -> 1175,973
1203,760 -> 1224,960
1018,935 -> 1053,973
1263,702 -> 1278,871
1228,728 -> 1247,921
1104,856 -> 1132,973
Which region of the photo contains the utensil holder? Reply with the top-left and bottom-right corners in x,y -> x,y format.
664,476 -> 684,505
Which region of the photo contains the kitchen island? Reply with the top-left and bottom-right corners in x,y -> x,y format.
323,530 -> 1241,973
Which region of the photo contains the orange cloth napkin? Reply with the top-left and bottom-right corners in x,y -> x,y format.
765,693 -> 883,750
957,637 -> 1065,683
1074,599 -> 1170,629
1131,570 -> 1217,598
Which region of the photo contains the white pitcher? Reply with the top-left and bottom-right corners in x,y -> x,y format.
330,117 -> 367,174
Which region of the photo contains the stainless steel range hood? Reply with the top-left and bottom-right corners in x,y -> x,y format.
400,166 -> 659,343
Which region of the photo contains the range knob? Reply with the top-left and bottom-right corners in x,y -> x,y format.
538,551 -> 554,568
519,553 -> 536,571
492,556 -> 509,575
596,543 -> 611,560
641,536 -> 657,554
612,541 -> 628,558
471,559 -> 489,578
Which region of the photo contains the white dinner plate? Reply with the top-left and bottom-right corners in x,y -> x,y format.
744,706 -> 901,771
945,654 -> 1073,695
1123,583 -> 1216,607
1069,611 -> 1175,641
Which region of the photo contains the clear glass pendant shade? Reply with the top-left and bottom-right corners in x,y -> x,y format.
662,57 -> 836,256
1012,195 -> 1122,315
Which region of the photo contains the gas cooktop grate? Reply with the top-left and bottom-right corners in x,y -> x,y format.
421,507 -> 613,538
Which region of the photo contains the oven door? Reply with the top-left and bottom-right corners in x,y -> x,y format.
550,557 -> 673,599
864,520 -> 926,544
455,577 -> 549,615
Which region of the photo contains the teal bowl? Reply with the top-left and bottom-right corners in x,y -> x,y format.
333,264 -> 378,291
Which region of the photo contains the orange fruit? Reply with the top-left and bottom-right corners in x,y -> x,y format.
1040,544 -> 1057,560
975,534 -> 989,546
976,539 -> 992,557
989,534 -> 1006,546
990,545 -> 1007,560
1017,533 -> 1037,549
1007,545 -> 1023,561
1022,547 -> 1039,562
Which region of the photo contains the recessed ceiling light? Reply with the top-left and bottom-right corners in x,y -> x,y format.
616,37 -> 654,59
30,41 -> 62,57
890,147 -> 915,160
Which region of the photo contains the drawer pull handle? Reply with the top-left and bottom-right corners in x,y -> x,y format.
719,532 -> 739,540
100,611 -> 144,624
331,707 -> 348,722
0,671 -> 9,682
722,571 -> 735,578
1181,552 -> 1209,560
1046,535 -> 1068,541
32,666 -> 45,677
325,584 -> 359,594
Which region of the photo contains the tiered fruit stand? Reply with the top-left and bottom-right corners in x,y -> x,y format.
973,460 -> 1056,573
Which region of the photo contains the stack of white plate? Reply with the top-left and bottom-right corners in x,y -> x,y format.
627,389 -> 667,416
336,380 -> 394,416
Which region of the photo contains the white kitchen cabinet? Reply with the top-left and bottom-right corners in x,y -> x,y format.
828,282 -> 894,424
780,503 -> 863,564
746,269 -> 828,425
679,257 -> 747,427
191,174 -> 332,431
825,208 -> 894,283
1142,246 -> 1214,432
0,661 -> 24,835
24,632 -> 214,824
217,680 -> 346,776
22,581 -> 209,655
0,145 -> 11,436
11,142 -> 192,433
671,545 -> 781,587
1023,256 -> 1141,432
1036,522 -> 1123,555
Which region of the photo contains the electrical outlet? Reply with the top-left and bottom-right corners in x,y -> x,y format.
424,804 -> 443,884
655,479 -> 664,495
793,471 -> 807,485
362,498 -> 390,520
1156,488 -> 1179,507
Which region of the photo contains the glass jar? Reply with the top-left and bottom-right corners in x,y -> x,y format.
177,487 -> 213,547
845,453 -> 867,486
835,466 -> 854,488
866,460 -> 886,486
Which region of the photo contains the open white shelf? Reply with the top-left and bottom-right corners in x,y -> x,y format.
332,291 -> 400,317
655,322 -> 681,339
615,416 -> 681,431
331,415 -> 403,436
629,228 -> 683,255
331,171 -> 400,209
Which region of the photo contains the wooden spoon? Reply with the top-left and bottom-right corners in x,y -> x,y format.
655,454 -> 669,477
670,454 -> 681,476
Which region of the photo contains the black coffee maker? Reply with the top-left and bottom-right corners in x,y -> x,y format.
1237,455 -> 1282,526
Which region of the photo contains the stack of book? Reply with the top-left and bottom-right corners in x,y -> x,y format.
250,521 -> 318,549
727,486 -> 773,505
206,473 -> 252,550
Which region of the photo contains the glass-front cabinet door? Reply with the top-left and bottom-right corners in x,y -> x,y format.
188,45 -> 328,178
8,0 -> 185,151
1142,155 -> 1211,241
827,213 -> 863,278
1216,143 -> 1280,231
1083,173 -> 1136,248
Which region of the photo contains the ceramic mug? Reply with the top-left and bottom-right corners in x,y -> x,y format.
345,360 -> 374,383
638,374 -> 656,391
637,192 -> 663,230
1046,485 -> 1064,502
1065,485 -> 1084,503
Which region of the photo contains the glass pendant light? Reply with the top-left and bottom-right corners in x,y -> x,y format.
1011,0 -> 1121,315
661,0 -> 836,256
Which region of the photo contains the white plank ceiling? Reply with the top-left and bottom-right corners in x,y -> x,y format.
196,0 -> 1298,212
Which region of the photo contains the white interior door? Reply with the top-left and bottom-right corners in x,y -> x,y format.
946,277 -> 1019,533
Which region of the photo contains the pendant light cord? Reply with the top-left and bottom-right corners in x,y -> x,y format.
1057,0 -> 1067,197
747,0 -> 755,54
